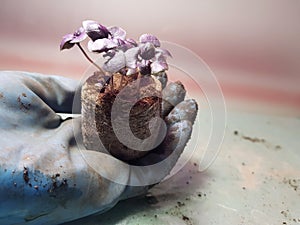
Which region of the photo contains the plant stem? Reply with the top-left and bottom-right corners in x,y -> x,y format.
110,75 -> 113,91
136,72 -> 141,99
76,43 -> 104,73
120,74 -> 124,88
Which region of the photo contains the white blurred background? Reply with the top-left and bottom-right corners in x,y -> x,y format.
0,0 -> 299,116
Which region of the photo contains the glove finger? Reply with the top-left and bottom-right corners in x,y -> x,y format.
131,99 -> 198,167
161,81 -> 186,117
0,72 -> 63,129
160,99 -> 198,158
121,109 -> 196,198
5,71 -> 80,113
165,99 -> 198,125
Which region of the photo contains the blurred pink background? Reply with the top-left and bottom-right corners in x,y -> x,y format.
1,0 -> 299,116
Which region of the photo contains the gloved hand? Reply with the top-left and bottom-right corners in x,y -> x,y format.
0,71 -> 197,225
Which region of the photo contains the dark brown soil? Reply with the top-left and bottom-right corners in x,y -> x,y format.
82,72 -> 162,162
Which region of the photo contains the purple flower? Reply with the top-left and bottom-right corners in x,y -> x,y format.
82,20 -> 110,41
60,27 -> 87,50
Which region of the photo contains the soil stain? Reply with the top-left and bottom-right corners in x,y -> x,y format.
23,167 -> 29,183
242,135 -> 265,143
234,130 -> 282,151
17,94 -> 31,112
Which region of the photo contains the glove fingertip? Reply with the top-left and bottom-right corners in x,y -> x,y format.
161,81 -> 186,117
162,120 -> 193,154
165,99 -> 198,125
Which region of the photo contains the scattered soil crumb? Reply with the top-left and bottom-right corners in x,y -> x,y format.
234,130 -> 239,135
23,167 -> 29,183
182,214 -> 194,225
177,201 -> 185,207
182,215 -> 190,221
0,92 -> 3,98
164,197 -> 196,225
281,210 -> 288,217
17,95 -> 31,111
283,178 -> 299,191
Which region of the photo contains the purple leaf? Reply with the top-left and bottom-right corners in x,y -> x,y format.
156,48 -> 172,58
124,47 -> 140,68
151,58 -> 168,74
60,27 -> 87,50
103,51 -> 126,73
139,42 -> 156,60
82,20 -> 110,41
139,34 -> 161,47
125,38 -> 137,46
115,38 -> 126,46
108,26 -> 126,40
88,39 -> 118,53
70,27 -> 87,43
103,50 -> 116,59
119,43 -> 132,52
60,34 -> 75,50
118,39 -> 137,52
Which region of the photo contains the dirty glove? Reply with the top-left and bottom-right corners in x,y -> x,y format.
0,71 -> 197,225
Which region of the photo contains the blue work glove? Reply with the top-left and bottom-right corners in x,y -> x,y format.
0,71 -> 197,225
